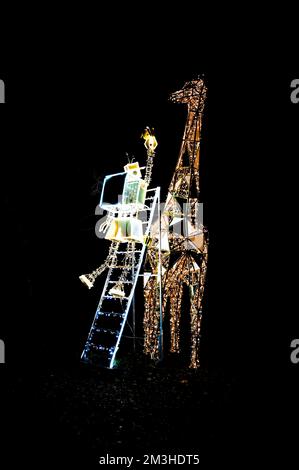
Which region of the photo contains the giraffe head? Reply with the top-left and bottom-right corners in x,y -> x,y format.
170,78 -> 207,112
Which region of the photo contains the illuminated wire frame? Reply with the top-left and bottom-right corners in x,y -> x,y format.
143,78 -> 208,369
79,128 -> 163,369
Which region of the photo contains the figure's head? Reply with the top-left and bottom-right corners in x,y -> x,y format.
124,161 -> 142,178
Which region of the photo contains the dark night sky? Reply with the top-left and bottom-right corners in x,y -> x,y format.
1,67 -> 298,381
0,16 -> 298,465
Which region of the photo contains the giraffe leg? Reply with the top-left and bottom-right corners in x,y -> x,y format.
169,283 -> 183,353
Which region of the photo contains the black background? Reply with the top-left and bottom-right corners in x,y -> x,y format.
1,60 -> 298,466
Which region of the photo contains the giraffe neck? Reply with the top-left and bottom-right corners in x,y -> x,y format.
181,107 -> 202,168
169,106 -> 203,199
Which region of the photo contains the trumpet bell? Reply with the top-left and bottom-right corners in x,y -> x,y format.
79,274 -> 94,289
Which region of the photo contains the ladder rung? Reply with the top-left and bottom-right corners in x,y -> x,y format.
107,280 -> 133,284
104,295 -> 130,300
116,250 -> 143,254
146,187 -> 157,192
92,327 -> 120,335
96,311 -> 125,317
86,343 -> 114,353
108,265 -> 134,269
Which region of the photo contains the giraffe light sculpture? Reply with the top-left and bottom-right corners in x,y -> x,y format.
143,78 -> 208,368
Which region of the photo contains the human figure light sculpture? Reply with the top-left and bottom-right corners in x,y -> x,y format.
79,130 -> 162,369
